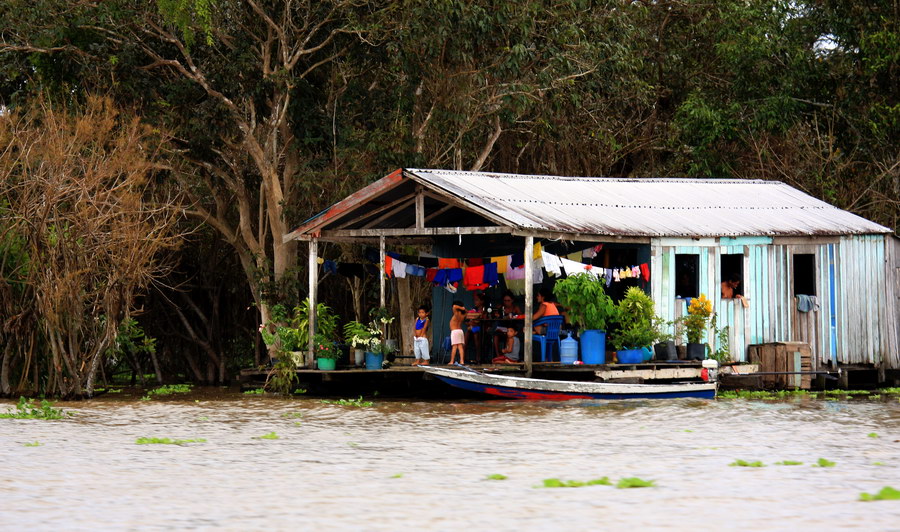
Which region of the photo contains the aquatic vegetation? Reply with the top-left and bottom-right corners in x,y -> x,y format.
243,388 -> 265,395
148,384 -> 193,396
823,389 -> 871,396
390,473 -> 404,478
729,459 -> 765,467
616,477 -> 655,489
869,395 -> 882,399
293,422 -> 302,426
23,441 -> 42,447
321,396 -> 373,407
683,429 -> 693,433
880,387 -> 900,394
873,462 -> 886,466
0,397 -> 69,420
813,458 -> 836,467
136,437 -> 206,445
868,433 -> 879,438
293,389 -> 307,395
486,474 -> 508,480
859,486 -> 900,501
347,442 -> 359,447
140,396 -> 151,401
197,416 -> 209,421
541,477 -> 611,488
254,432 -> 279,440
281,412 -> 303,418
775,461 -> 803,466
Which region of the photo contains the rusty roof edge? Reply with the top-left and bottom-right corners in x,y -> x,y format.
404,169 -> 523,228
407,168 -> 780,185
283,169 -> 405,242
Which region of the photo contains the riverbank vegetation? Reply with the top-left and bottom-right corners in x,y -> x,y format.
1,1 -> 897,397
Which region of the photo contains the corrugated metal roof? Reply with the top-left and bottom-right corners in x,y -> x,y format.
407,169 -> 891,237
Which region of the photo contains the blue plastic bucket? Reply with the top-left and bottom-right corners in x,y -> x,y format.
364,352 -> 383,370
617,349 -> 643,364
580,330 -> 606,364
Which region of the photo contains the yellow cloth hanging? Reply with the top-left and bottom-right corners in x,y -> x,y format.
566,251 -> 582,262
533,242 -> 543,260
491,255 -> 509,274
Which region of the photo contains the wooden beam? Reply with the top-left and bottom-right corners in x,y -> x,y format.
524,236 -> 534,377
511,229 -> 651,244
290,235 -> 434,245
320,226 -> 514,238
419,188 -> 509,227
335,192 -> 416,230
415,187 -> 425,229
307,238 -> 318,369
361,197 -> 416,229
379,236 -> 386,309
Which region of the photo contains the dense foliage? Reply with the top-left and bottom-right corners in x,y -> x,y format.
0,0 -> 896,395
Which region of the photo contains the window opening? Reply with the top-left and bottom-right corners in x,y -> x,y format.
675,254 -> 699,298
794,254 -> 816,296
720,254 -> 744,298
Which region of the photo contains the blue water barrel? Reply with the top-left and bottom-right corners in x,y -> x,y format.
560,333 -> 578,364
580,330 -> 606,364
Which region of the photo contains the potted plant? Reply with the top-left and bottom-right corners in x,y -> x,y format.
343,320 -> 371,367
343,308 -> 395,370
553,273 -> 618,364
260,299 -> 339,366
612,287 -> 657,363
652,317 -> 678,361
681,294 -> 712,360
313,333 -> 341,370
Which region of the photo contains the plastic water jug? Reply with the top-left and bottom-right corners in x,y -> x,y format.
560,332 -> 578,364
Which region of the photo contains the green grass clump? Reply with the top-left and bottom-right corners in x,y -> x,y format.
486,474 -> 508,481
23,441 -> 42,447
813,458 -> 836,467
880,387 -> 900,394
147,384 -> 193,396
541,477 -> 611,488
0,397 -> 69,420
868,433 -> 879,438
136,437 -> 206,445
254,432 -> 279,440
616,477 -> 655,489
729,459 -> 765,467
321,396 -> 373,407
775,460 -> 803,466
859,486 -> 900,501
243,388 -> 265,395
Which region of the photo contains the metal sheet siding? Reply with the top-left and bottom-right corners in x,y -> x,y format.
408,169 -> 891,237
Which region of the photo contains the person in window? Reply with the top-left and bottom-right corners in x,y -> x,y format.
721,273 -> 750,308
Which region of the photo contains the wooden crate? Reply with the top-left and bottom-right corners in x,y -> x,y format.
746,342 -> 812,389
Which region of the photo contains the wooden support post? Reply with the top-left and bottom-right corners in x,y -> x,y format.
524,236 -> 534,377
308,238 -> 318,369
379,236 -> 386,309
415,186 -> 425,229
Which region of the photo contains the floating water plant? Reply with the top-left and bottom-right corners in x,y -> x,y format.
243,388 -> 265,395
873,462 -> 886,466
859,486 -> 900,501
813,458 -> 836,467
775,460 -> 803,466
729,459 -> 765,467
390,473 -> 404,479
321,396 -> 373,407
486,474 -> 508,481
140,396 -> 151,401
281,412 -> 303,418
541,477 -> 611,488
23,441 -> 42,447
136,437 -> 206,445
616,477 -> 655,489
880,387 -> 900,394
254,432 -> 279,440
293,389 -> 307,395
197,416 -> 209,421
0,397 -> 69,420
868,433 -> 879,438
147,384 -> 193,396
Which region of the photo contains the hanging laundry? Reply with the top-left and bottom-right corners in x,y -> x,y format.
632,265 -> 641,278
432,269 -> 448,286
387,251 -> 400,259
392,258 -> 407,278
467,257 -> 484,267
323,260 -> 338,274
438,258 -> 460,269
566,251 -> 582,262
464,265 -> 488,291
604,269 -> 613,287
542,250 -> 563,277
447,268 -> 463,283
510,252 -> 525,269
406,264 -> 425,277
533,242 -> 543,260
640,263 -> 650,282
491,255 -> 510,275
613,269 -> 620,282
425,268 -> 438,282
506,278 -> 526,296
559,257 -> 586,277
506,265 -> 525,280
582,247 -> 596,259
317,257 -> 325,264
418,256 -> 438,268
532,261 -> 543,284
384,256 -> 393,277
483,261 -> 499,287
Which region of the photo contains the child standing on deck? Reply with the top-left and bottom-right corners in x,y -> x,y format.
412,306 -> 430,366
449,300 -> 467,365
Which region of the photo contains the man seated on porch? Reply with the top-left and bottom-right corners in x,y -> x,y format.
721,273 -> 750,308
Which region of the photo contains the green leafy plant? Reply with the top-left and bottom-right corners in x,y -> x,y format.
616,477 -> 655,488
681,294 -> 713,344
552,273 -> 618,331
868,432 -> 879,438
729,459 -> 765,467
260,300 -> 339,355
136,437 -> 206,445
147,384 -> 193,396
859,486 -> 900,501
243,388 -> 265,395
321,396 -> 373,407
0,397 -> 69,419
265,358 -> 298,395
775,460 -> 803,466
486,474 -> 508,480
254,432 -> 279,440
541,477 -> 611,488
708,313 -> 731,364
343,307 -> 395,354
24,441 -> 42,447
813,458 -> 836,467
313,333 -> 341,360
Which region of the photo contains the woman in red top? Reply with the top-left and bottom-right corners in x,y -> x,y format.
532,288 -> 560,334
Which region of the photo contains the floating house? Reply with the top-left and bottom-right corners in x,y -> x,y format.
286,169 -> 899,377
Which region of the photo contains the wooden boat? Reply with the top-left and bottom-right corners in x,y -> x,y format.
423,366 -> 717,400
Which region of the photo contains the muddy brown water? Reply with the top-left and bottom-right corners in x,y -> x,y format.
2,392 -> 900,530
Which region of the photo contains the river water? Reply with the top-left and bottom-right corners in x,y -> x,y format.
2,392 -> 899,531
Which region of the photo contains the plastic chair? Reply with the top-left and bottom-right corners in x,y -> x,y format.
533,316 -> 564,362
